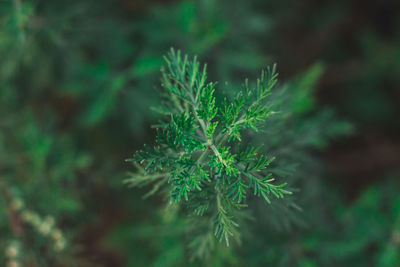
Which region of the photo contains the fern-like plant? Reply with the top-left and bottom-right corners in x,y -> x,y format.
126,49 -> 291,248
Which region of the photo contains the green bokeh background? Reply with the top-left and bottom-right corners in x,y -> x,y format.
1,0 -> 399,266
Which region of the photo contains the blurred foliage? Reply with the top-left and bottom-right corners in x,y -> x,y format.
0,0 -> 399,266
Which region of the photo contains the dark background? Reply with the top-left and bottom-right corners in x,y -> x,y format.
1,0 -> 400,266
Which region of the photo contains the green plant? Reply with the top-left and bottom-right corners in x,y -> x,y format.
126,49 -> 292,250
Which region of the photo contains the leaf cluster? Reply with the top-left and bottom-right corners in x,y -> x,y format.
126,49 -> 291,249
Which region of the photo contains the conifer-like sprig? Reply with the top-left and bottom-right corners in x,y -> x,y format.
126,48 -> 291,247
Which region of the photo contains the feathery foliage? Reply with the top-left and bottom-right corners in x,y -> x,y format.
126,49 -> 291,247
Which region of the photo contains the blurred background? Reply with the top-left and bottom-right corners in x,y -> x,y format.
1,0 -> 400,266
